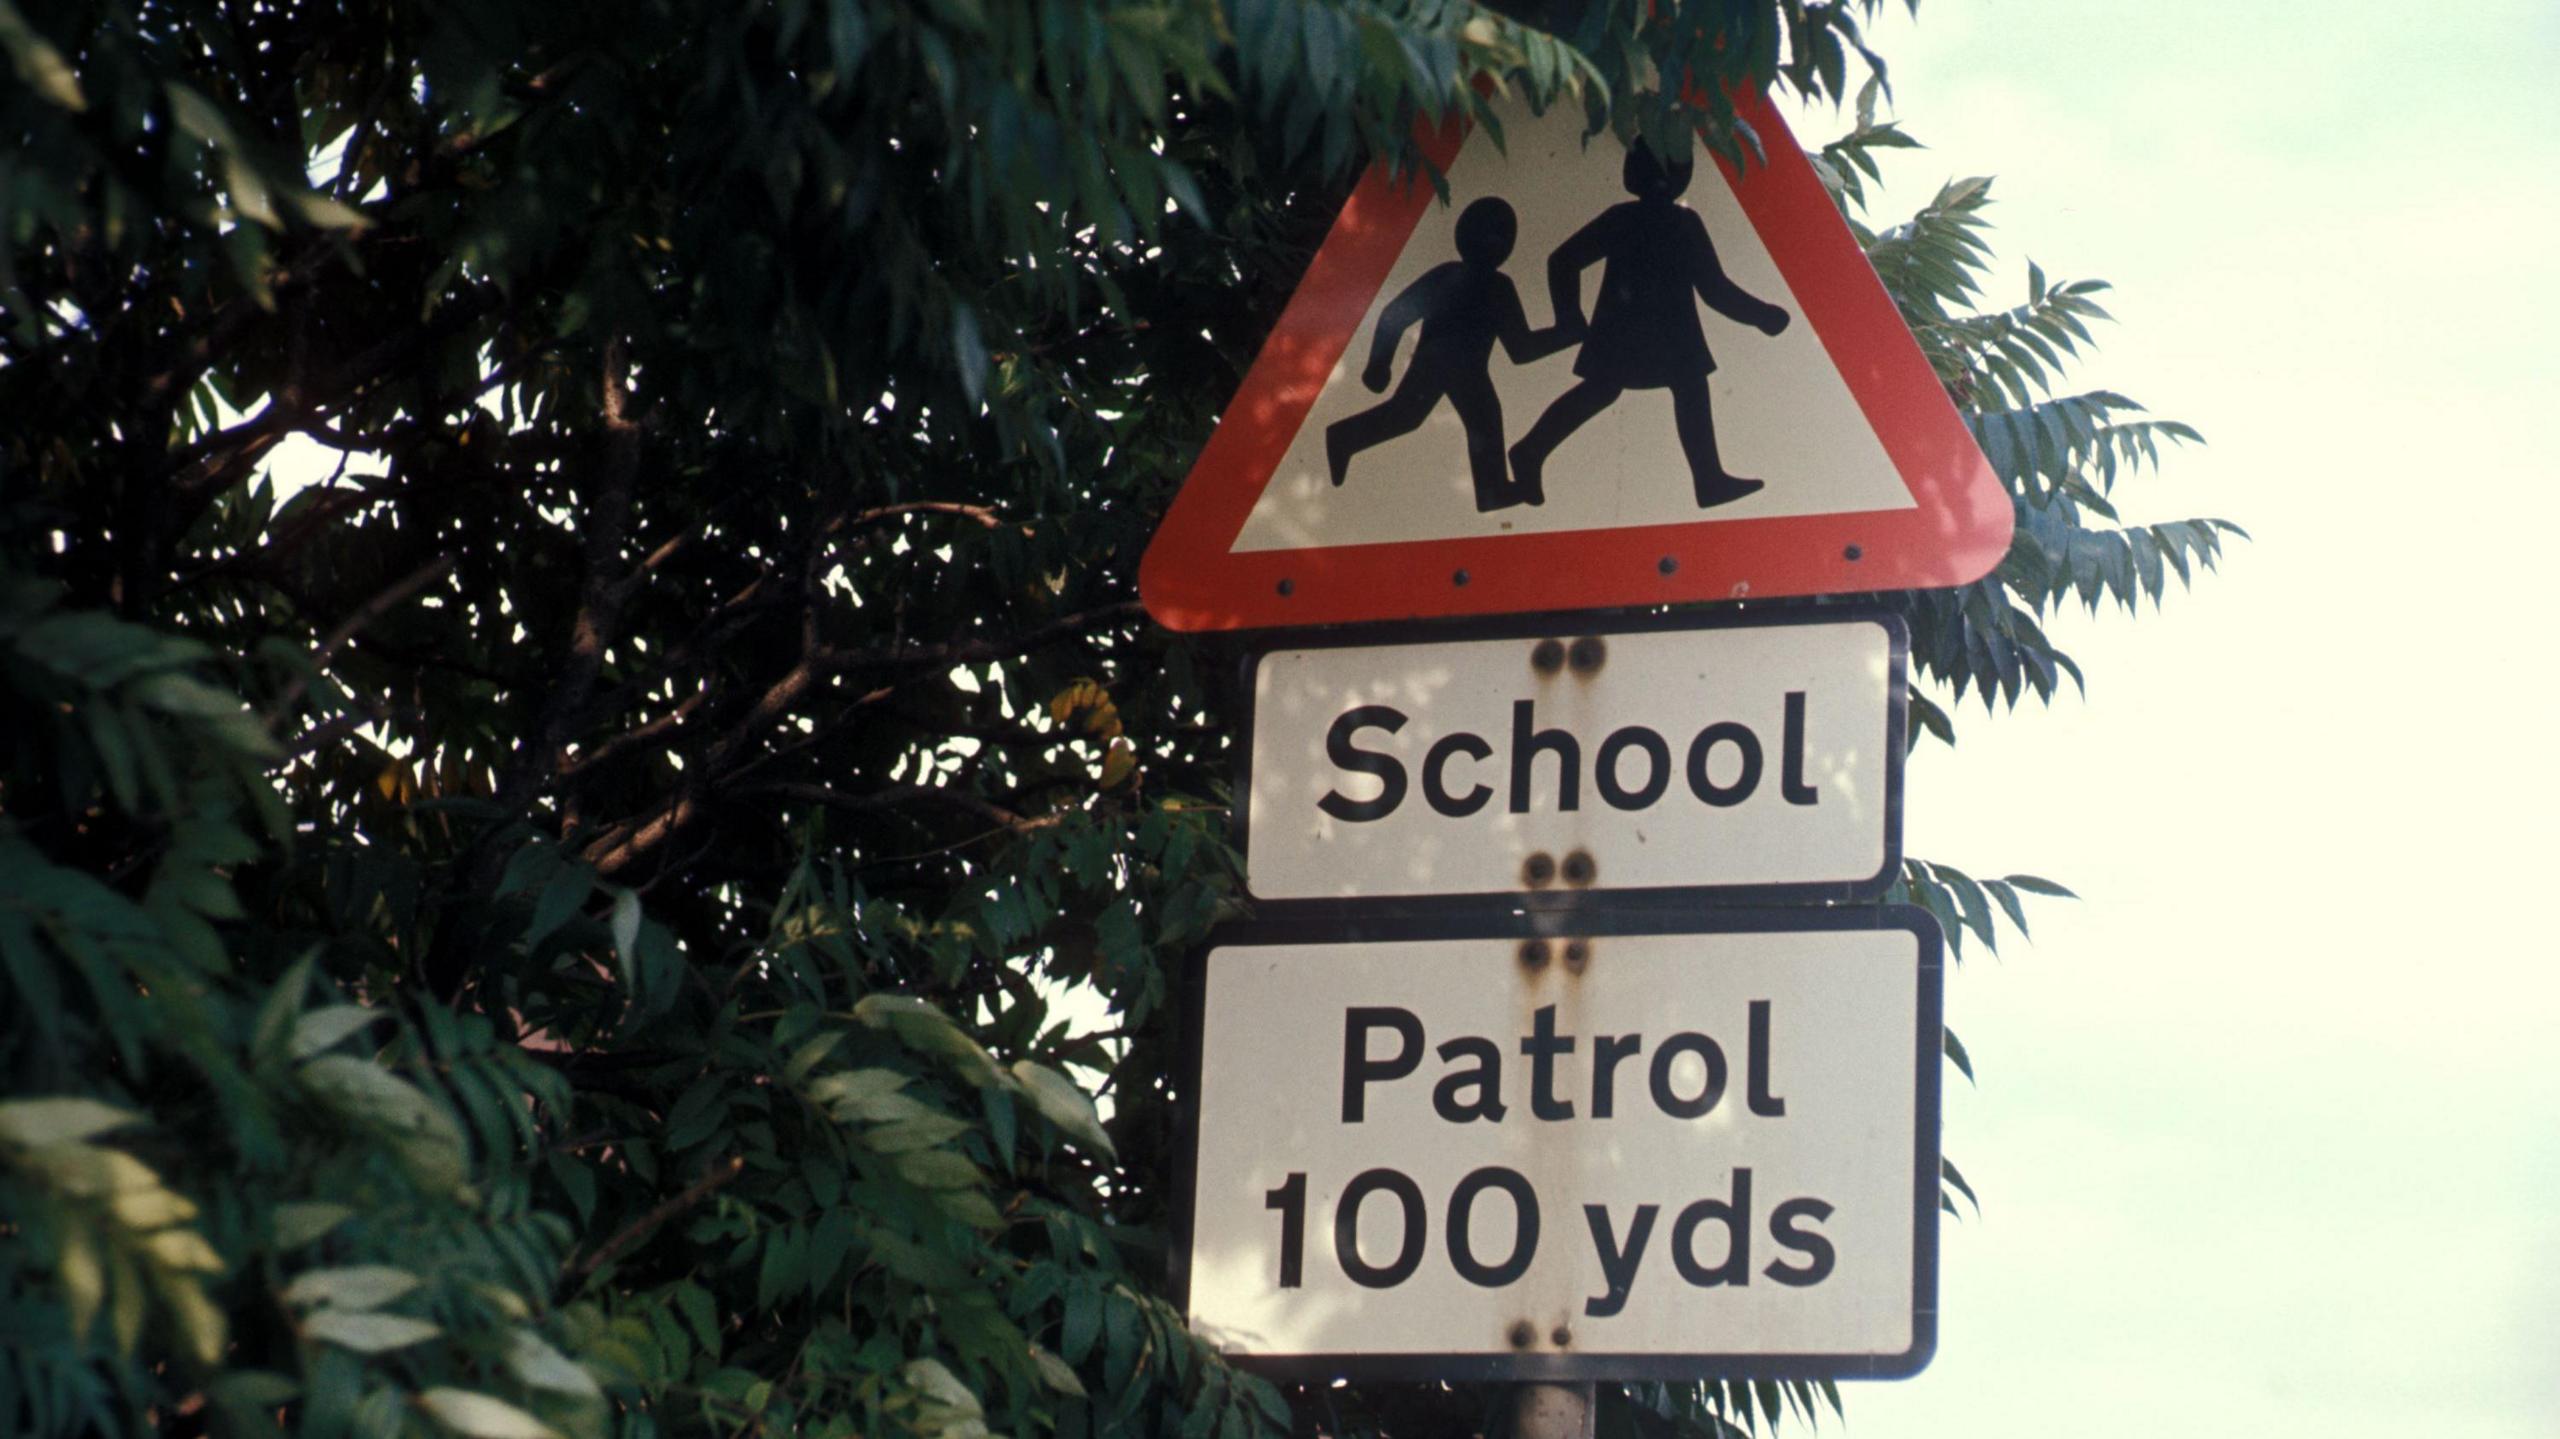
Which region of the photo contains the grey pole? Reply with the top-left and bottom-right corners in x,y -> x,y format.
1510,1382 -> 1595,1439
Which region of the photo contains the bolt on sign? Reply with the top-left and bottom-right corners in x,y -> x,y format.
1174,908 -> 1943,1379
1139,89 -> 2011,632
1239,611 -> 1905,909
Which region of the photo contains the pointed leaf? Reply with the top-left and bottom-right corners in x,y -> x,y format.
304,1309 -> 442,1353
1009,1060 -> 1115,1158
416,1388 -> 559,1439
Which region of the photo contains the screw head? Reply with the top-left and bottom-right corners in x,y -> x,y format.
1522,852 -> 1557,888
1560,850 -> 1596,887
1563,940 -> 1590,973
1844,544 -> 1864,561
1567,636 -> 1606,674
1508,1320 -> 1538,1349
1658,555 -> 1679,576
1530,638 -> 1566,674
1518,939 -> 1551,970
1451,568 -> 1471,586
1275,577 -> 1295,596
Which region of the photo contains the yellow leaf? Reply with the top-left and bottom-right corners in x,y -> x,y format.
289,191 -> 371,231
1098,741 -> 1137,790
158,1274 -> 228,1366
58,1225 -> 103,1341
106,1184 -> 198,1229
108,1245 -> 145,1354
0,0 -> 86,111
142,1227 -> 225,1274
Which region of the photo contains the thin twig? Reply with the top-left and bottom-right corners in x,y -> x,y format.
265,554 -> 457,724
568,1154 -> 744,1287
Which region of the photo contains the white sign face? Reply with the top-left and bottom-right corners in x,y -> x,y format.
1179,913 -> 1940,1377
1244,616 -> 1902,904
1225,101 -> 1914,556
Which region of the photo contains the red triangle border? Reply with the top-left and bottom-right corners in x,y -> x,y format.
1139,91 -> 2012,632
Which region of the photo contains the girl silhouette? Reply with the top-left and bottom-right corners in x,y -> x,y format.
1510,143 -> 1791,508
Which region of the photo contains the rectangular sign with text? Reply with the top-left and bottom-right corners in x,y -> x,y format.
1241,612 -> 1905,909
1173,908 -> 1942,1381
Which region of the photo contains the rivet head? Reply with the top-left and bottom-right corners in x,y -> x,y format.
1658,555 -> 1679,576
1560,850 -> 1596,887
1275,577 -> 1295,596
1550,1324 -> 1573,1348
1567,636 -> 1606,674
1508,1320 -> 1538,1349
1452,568 -> 1471,586
1563,940 -> 1590,973
1518,939 -> 1551,970
1522,852 -> 1557,888
1844,544 -> 1864,561
1530,638 -> 1566,675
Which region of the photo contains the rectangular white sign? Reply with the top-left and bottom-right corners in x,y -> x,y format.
1177,909 -> 1941,1380
1242,614 -> 1903,906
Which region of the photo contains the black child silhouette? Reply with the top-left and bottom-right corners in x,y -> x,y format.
1324,198 -> 1574,512
1509,142 -> 1791,509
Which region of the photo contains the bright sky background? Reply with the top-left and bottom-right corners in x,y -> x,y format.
1781,3 -> 2560,1435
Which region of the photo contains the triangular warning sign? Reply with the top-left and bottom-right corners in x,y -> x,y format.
1140,90 -> 2012,631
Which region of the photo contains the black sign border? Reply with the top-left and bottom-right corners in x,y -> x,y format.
1230,605 -> 1911,918
1167,902 -> 1945,1384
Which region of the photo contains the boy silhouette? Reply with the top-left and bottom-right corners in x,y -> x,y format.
1324,197 -> 1573,512
1510,142 -> 1791,509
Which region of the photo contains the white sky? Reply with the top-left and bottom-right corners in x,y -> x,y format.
1793,3 -> 2560,1434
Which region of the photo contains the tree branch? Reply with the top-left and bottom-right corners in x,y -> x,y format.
265,552 -> 458,724
567,1154 -> 744,1288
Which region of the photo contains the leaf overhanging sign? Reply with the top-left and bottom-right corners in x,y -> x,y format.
1140,90 -> 2012,631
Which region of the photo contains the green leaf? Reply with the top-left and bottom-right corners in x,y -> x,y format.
281,1265 -> 421,1311
902,1358 -> 982,1416
1009,1060 -> 1114,1158
867,1112 -> 972,1154
852,993 -> 951,1028
0,1097 -> 143,1147
506,1328 -> 603,1399
1941,1156 -> 1982,1217
673,1282 -> 721,1356
297,1055 -> 471,1195
273,1201 -> 357,1249
525,863 -> 592,951
290,1005 -> 385,1061
2002,873 -> 2078,899
608,886 -> 641,973
806,1067 -> 909,1119
1029,1343 -> 1087,1398
304,1309 -> 443,1353
780,1030 -> 844,1085
1943,1027 -> 1975,1086
892,1148 -> 983,1190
